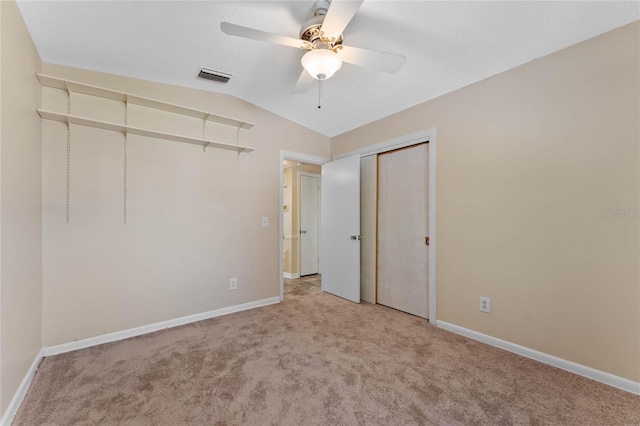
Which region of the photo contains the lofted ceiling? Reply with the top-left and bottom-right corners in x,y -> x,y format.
16,1 -> 640,137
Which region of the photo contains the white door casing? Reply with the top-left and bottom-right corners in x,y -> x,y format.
321,155 -> 361,303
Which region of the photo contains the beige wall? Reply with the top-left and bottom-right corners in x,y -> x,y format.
332,22 -> 640,382
0,0 -> 42,416
283,167 -> 294,274
41,63 -> 330,347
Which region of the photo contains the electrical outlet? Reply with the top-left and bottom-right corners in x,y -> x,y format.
230,278 -> 238,290
479,297 -> 491,313
262,216 -> 269,227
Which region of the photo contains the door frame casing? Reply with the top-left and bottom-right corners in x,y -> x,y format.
279,151 -> 329,301
334,128 -> 437,322
298,172 -> 321,277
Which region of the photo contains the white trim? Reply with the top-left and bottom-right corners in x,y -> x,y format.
279,150 -> 329,302
43,297 -> 280,357
0,349 -> 45,426
335,128 -> 437,322
334,129 -> 435,159
283,235 -> 298,240
283,272 -> 300,279
437,320 -> 640,396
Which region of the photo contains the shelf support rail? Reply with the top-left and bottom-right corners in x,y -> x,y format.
124,98 -> 129,224
65,84 -> 72,223
236,125 -> 242,162
203,114 -> 210,152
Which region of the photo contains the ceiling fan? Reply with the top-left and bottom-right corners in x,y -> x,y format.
220,0 -> 406,94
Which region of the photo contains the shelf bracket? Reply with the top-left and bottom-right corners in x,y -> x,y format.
203,115 -> 208,139
236,125 -> 242,162
202,115 -> 210,152
65,85 -> 72,223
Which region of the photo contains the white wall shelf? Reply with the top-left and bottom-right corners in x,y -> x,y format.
36,73 -> 255,130
37,73 -> 257,223
37,110 -> 255,153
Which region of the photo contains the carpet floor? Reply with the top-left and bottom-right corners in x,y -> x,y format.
14,291 -> 639,425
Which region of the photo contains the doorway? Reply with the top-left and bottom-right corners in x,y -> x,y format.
279,151 -> 328,301
283,275 -> 322,300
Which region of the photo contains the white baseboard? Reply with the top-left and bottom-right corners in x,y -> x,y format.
43,296 -> 280,357
283,272 -> 300,279
436,320 -> 640,395
0,349 -> 44,426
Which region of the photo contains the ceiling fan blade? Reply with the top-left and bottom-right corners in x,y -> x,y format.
292,69 -> 315,94
320,0 -> 364,39
220,22 -> 311,50
338,45 -> 406,74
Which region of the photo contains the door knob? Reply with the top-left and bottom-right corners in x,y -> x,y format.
350,235 -> 361,240
301,230 -> 307,234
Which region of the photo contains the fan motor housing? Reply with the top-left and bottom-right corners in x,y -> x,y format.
300,0 -> 343,47
300,23 -> 343,47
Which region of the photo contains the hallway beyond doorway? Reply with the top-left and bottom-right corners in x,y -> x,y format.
284,275 -> 321,300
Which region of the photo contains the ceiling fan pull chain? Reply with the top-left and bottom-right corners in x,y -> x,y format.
318,79 -> 322,109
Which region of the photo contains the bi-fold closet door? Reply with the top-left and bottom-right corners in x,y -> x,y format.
360,143 -> 429,318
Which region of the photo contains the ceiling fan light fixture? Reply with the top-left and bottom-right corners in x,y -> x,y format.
301,49 -> 342,80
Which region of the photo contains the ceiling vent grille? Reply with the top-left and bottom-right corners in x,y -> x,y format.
198,68 -> 231,83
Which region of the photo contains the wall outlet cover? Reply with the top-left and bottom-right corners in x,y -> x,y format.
480,297 -> 491,313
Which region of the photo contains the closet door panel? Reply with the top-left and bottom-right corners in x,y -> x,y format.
377,143 -> 429,318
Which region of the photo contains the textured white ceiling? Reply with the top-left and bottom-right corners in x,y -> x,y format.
16,1 -> 640,137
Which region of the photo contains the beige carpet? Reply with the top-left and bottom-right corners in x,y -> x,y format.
14,291 -> 639,425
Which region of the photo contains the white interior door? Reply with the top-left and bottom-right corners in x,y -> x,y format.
321,155 -> 360,303
377,143 -> 429,318
300,174 -> 320,276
